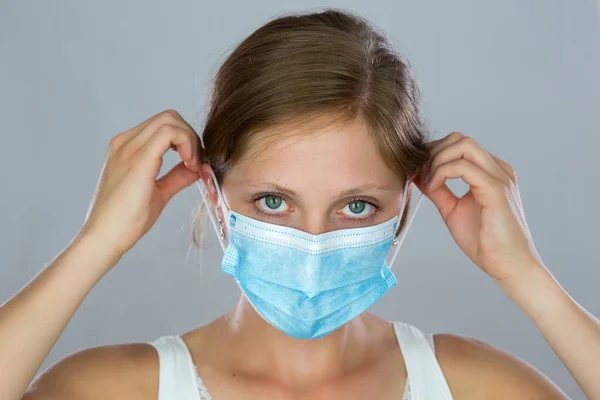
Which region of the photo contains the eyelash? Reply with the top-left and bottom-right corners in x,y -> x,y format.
251,191 -> 383,224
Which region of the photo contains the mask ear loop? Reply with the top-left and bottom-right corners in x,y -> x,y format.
386,178 -> 425,268
195,173 -> 230,253
195,138 -> 231,253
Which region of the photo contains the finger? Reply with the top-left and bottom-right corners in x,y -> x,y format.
146,122 -> 201,172
428,158 -> 507,209
422,132 -> 465,179
488,153 -> 528,228
155,161 -> 201,203
426,131 -> 465,156
428,136 -> 511,185
136,124 -> 198,171
485,152 -> 523,209
117,109 -> 175,143
413,174 -> 459,220
487,152 -> 516,182
126,110 -> 201,169
131,110 -> 196,147
137,112 -> 199,160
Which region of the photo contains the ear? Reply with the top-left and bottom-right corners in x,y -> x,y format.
407,173 -> 425,193
199,163 -> 219,207
407,174 -> 418,186
401,175 -> 418,209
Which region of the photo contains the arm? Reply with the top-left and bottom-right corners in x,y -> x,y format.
500,264 -> 600,399
419,131 -> 599,399
0,110 -> 203,400
0,234 -> 119,400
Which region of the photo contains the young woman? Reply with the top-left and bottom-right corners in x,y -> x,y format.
2,8 -> 598,400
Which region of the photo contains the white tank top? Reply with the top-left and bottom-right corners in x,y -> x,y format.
148,321 -> 454,400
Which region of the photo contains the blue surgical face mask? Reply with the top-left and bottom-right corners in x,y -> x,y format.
196,166 -> 424,340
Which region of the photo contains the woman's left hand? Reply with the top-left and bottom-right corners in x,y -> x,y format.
414,132 -> 600,400
413,131 -> 545,289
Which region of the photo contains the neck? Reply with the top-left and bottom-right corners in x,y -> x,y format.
214,295 -> 388,389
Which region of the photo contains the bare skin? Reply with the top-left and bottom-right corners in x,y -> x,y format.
1,109 -> 597,399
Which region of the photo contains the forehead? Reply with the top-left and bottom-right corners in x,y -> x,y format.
227,115 -> 401,189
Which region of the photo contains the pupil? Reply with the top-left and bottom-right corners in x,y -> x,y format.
265,195 -> 282,209
349,201 -> 365,213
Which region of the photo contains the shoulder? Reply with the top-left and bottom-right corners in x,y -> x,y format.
431,333 -> 570,400
23,341 -> 159,400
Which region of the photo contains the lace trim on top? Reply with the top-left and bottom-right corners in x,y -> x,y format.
192,363 -> 212,400
403,379 -> 411,399
185,331 -> 435,399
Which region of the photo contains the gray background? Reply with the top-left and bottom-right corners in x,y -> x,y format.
1,1 -> 598,399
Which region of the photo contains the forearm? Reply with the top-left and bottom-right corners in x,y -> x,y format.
501,263 -> 600,400
0,233 -> 120,400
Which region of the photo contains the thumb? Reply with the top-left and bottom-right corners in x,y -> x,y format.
156,161 -> 200,203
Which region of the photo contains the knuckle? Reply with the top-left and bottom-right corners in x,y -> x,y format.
156,123 -> 174,135
505,163 -> 516,180
108,133 -> 126,151
156,123 -> 182,139
448,131 -> 464,141
460,135 -> 478,147
155,124 -> 189,146
496,157 -> 517,181
152,111 -> 178,127
160,109 -> 181,121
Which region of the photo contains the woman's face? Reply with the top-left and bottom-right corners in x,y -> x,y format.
218,116 -> 406,234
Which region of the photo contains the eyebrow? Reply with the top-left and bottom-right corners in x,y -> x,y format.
243,181 -> 395,198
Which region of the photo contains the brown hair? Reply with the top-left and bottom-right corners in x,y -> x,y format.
192,8 -> 431,247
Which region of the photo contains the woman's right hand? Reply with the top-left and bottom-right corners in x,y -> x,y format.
78,109 -> 203,264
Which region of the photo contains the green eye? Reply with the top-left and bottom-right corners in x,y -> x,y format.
255,193 -> 378,222
348,201 -> 366,214
264,195 -> 283,209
